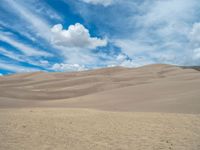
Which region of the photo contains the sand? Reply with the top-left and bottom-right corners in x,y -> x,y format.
1,109 -> 200,150
0,64 -> 200,149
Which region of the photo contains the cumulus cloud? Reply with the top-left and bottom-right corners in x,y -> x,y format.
81,0 -> 113,6
51,23 -> 107,49
51,63 -> 87,72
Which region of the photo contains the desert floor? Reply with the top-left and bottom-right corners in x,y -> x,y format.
1,108 -> 200,150
0,64 -> 200,150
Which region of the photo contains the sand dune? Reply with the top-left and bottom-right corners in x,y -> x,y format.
0,64 -> 200,113
1,64 -> 200,150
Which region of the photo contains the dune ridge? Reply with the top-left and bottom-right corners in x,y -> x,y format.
0,64 -> 200,113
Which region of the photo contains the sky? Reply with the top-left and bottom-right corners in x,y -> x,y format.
1,0 -> 200,75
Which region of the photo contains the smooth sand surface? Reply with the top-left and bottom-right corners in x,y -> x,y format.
0,64 -> 200,149
0,64 -> 200,113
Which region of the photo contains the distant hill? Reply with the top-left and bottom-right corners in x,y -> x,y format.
181,66 -> 200,71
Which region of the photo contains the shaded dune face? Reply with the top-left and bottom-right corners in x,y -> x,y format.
0,67 -> 129,100
0,64 -> 200,113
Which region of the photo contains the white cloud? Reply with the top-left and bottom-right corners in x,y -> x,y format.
81,0 -> 113,6
39,60 -> 50,66
132,0 -> 197,44
0,47 -> 22,62
106,53 -> 153,68
0,61 -> 39,73
51,63 -> 87,72
0,47 -> 51,69
51,23 -> 107,49
114,39 -> 156,57
28,0 -> 62,21
193,48 -> 200,59
115,54 -> 136,67
1,1 -> 107,71
190,22 -> 200,43
189,23 -> 200,63
112,0 -> 200,66
116,54 -> 128,62
2,0 -> 52,41
0,33 -> 52,57
138,0 -> 196,26
0,21 -> 37,42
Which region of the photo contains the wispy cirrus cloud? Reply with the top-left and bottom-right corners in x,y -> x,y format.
28,0 -> 63,21
0,47 -> 51,68
0,33 -> 52,57
0,60 -> 40,73
2,0 -> 52,40
81,0 -> 113,6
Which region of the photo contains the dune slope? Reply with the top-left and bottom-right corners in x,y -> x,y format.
0,64 -> 200,113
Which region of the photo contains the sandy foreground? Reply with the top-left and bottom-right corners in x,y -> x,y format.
0,64 -> 200,149
0,108 -> 200,150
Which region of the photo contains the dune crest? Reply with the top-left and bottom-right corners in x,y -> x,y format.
0,64 -> 200,113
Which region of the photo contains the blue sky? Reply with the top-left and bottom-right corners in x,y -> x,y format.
1,0 -> 200,75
